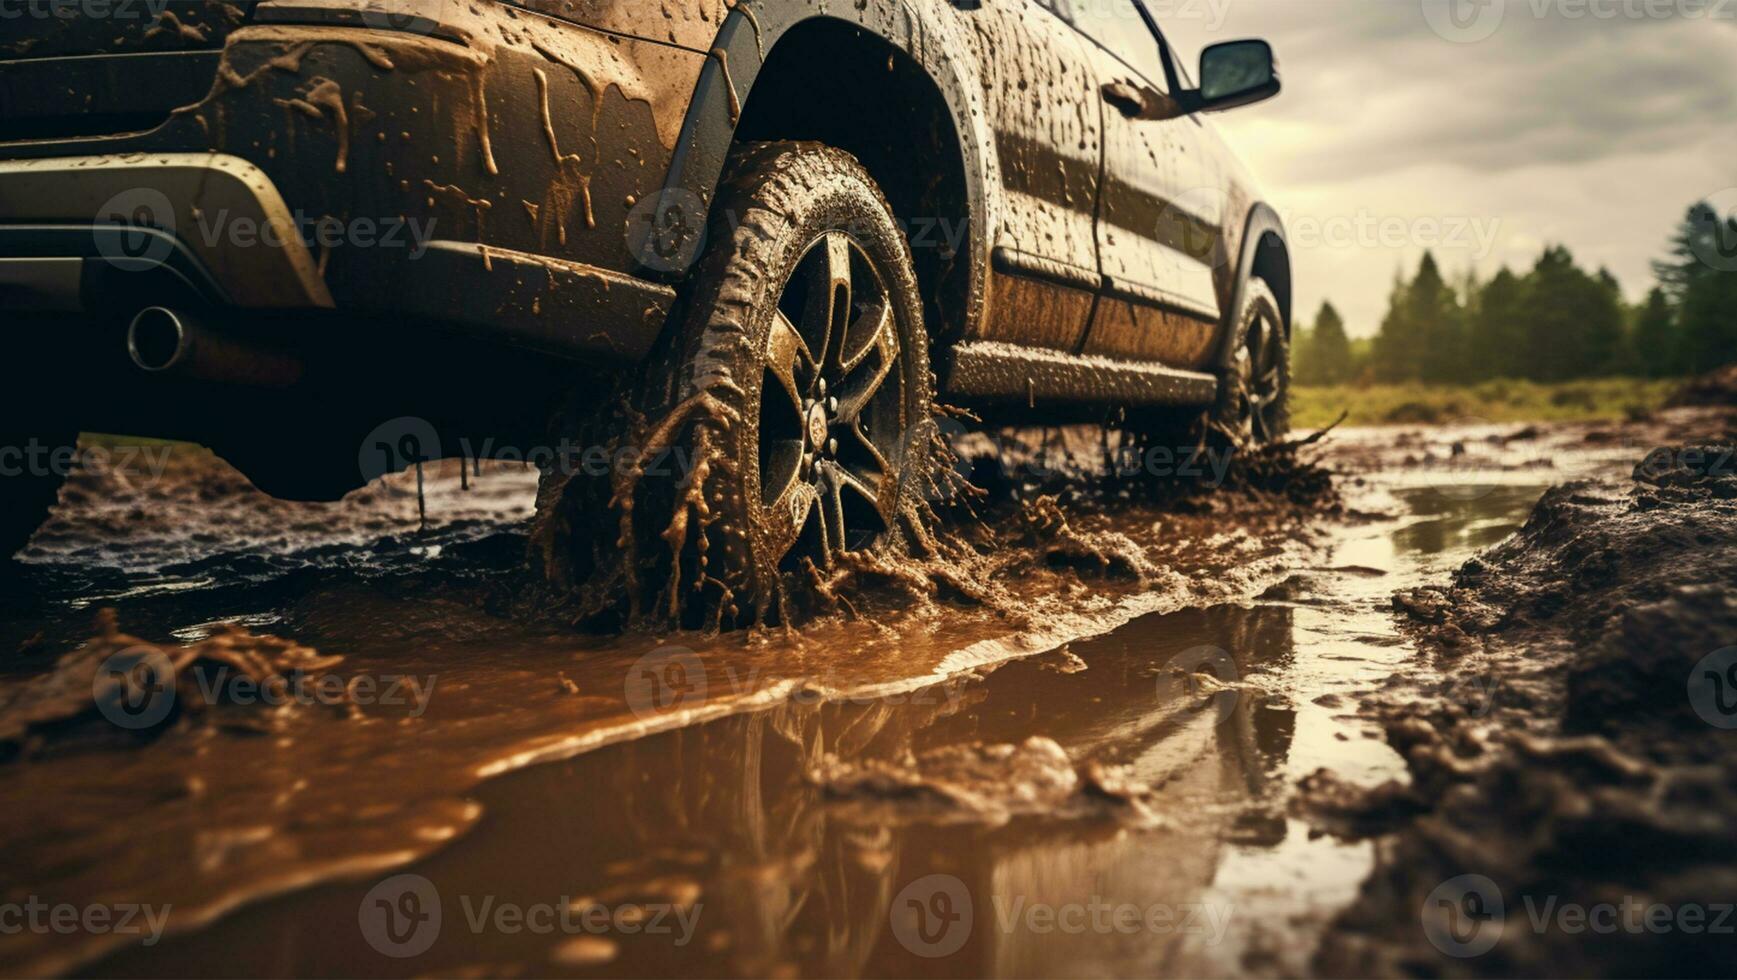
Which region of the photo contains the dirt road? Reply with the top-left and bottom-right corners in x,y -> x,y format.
0,406 -> 1730,978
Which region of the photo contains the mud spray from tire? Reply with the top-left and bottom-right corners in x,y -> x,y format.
521,377 -> 1342,634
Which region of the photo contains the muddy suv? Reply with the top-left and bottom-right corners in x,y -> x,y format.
0,0 -> 1289,623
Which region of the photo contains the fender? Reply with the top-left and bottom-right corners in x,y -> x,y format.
652,0 -> 996,340
1211,202 -> 1290,371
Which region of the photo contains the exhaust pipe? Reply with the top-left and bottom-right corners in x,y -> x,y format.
126,307 -> 303,388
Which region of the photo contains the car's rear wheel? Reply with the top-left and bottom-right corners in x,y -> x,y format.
0,430 -> 72,561
534,141 -> 937,627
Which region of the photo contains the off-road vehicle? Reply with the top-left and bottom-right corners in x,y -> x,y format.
0,0 -> 1291,622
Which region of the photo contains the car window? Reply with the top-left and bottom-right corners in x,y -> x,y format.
1054,0 -> 1170,91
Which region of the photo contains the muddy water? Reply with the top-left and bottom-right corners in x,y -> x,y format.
0,429 -> 1590,978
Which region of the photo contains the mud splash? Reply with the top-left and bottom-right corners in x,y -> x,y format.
811,735 -> 1162,828
0,609 -> 345,757
529,395 -> 1342,637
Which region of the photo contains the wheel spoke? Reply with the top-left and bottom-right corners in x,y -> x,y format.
762,463 -> 813,561
761,438 -> 804,509
836,311 -> 897,424
766,311 -> 812,410
809,232 -> 852,370
817,459 -> 891,553
844,420 -> 894,479
815,460 -> 847,559
1257,365 -> 1282,395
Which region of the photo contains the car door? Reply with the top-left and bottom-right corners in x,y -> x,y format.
958,0 -> 1106,352
1064,0 -> 1226,369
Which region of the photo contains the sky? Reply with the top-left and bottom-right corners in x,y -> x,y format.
1153,0 -> 1737,337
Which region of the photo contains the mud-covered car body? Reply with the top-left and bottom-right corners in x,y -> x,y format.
0,0 -> 1287,501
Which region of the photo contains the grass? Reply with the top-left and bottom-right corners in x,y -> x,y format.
1290,377 -> 1683,430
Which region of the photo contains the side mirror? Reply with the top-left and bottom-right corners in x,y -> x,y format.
1190,40 -> 1280,114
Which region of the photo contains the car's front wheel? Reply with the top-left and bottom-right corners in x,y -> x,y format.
535,141 -> 938,627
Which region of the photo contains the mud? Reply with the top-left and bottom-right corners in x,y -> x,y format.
1305,416 -> 1737,976
810,735 -> 1164,828
2,405 -> 1732,977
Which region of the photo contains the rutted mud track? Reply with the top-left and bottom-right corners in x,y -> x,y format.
0,405 -> 1731,977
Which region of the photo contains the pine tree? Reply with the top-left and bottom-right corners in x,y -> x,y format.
1631,287 -> 1679,378
1467,267 -> 1524,381
1371,272 -> 1415,382
1308,301 -> 1354,385
1372,254 -> 1462,382
1519,246 -> 1624,381
1677,252 -> 1737,372
1653,202 -> 1730,301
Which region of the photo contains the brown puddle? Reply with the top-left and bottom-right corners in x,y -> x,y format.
0,419 -> 1673,977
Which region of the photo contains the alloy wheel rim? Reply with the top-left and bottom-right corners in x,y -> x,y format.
1235,311 -> 1284,444
756,231 -> 909,567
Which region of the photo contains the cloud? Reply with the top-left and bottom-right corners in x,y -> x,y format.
1156,0 -> 1737,333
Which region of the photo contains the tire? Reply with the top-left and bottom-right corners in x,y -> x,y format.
0,431 -> 72,561
1218,278 -> 1290,446
536,141 -> 937,628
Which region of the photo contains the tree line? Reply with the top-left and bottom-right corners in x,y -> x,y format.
1293,201 -> 1737,386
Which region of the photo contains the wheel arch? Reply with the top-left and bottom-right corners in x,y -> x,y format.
1213,203 -> 1292,370
657,4 -> 993,352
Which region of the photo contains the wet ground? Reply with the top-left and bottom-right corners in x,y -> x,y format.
0,409 -> 1729,978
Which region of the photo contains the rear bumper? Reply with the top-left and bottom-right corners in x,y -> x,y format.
0,154 -> 676,362
0,13 -> 701,364
0,154 -> 331,309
